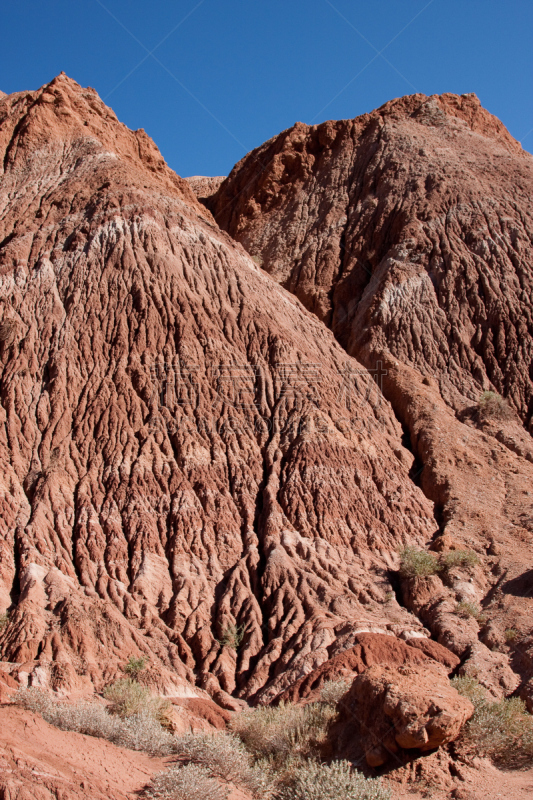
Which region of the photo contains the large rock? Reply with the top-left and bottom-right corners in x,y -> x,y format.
340,664 -> 474,767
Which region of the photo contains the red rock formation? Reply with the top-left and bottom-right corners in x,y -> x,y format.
337,664 -> 474,767
0,75 -> 440,704
277,632 -> 458,704
209,93 -> 533,695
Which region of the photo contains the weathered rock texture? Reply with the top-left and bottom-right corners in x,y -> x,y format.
337,664 -> 474,767
209,93 -> 533,695
0,75 -> 441,703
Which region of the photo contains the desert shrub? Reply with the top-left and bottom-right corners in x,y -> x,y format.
319,679 -> 349,706
275,759 -> 391,800
477,391 -> 513,421
172,731 -> 268,796
450,675 -> 487,706
145,763 -> 228,800
0,611 -> 8,632
15,687 -> 174,756
398,546 -> 440,578
231,701 -> 336,766
452,676 -> 533,768
123,655 -> 149,680
454,601 -> 486,623
505,627 -> 519,642
218,623 -> 246,650
103,677 -> 170,726
440,550 -> 479,571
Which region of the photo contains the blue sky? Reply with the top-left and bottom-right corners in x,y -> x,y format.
2,1 -> 532,176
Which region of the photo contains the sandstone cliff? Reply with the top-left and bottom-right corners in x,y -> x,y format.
0,75 -> 443,704
209,92 -> 533,697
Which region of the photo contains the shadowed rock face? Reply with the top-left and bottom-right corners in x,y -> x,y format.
209,93 -> 533,696
0,75 -> 440,703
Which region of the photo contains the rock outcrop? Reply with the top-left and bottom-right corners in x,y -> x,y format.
209,92 -> 533,696
0,75 -> 442,703
337,664 -> 474,767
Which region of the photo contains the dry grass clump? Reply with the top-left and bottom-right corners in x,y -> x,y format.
398,546 -> 440,578
15,687 -> 174,756
172,731 -> 268,797
452,676 -> 533,768
477,391 -> 513,421
0,611 -> 8,632
453,601 -> 486,623
218,623 -> 246,650
275,759 -> 391,800
440,550 -> 479,571
319,679 -> 349,706
145,763 -> 228,800
230,701 -> 336,766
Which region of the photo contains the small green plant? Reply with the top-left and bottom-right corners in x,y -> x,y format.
452,677 -> 533,768
440,550 -> 479,571
218,623 -> 246,650
123,655 -> 149,680
477,391 -> 513,421
275,758 -> 391,800
505,627 -> 519,643
398,546 -> 440,578
454,601 -> 486,623
319,679 -> 349,706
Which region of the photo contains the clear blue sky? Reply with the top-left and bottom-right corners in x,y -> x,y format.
2,1 -> 532,176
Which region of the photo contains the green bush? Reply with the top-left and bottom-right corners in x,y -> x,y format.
398,546 -> 440,578
103,677 -> 171,726
275,759 -> 391,800
440,550 -> 479,571
123,655 -> 149,680
452,677 -> 533,768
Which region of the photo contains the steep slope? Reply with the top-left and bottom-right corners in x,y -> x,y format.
0,75 -> 439,704
209,93 -> 533,695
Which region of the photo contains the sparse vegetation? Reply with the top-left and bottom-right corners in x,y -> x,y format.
104,677 -> 171,726
218,623 -> 246,650
453,601 -> 486,623
145,763 -> 228,800
477,391 -> 513,421
319,679 -> 349,706
123,654 -> 149,680
172,732 -> 268,797
275,758 -> 391,800
398,546 -> 441,578
452,676 -> 533,768
15,687 -> 174,756
0,611 -> 8,632
230,701 -> 336,767
505,627 -> 519,642
440,550 -> 479,571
